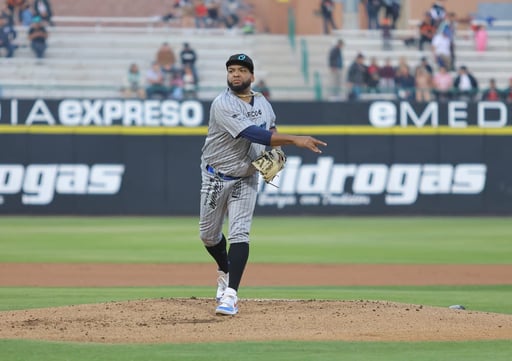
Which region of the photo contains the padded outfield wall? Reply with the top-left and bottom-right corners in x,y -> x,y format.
0,98 -> 511,215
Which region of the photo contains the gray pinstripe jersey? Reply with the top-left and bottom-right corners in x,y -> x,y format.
201,89 -> 276,177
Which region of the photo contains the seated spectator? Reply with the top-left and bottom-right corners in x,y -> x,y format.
206,0 -> 221,28
0,16 -> 15,57
194,0 -> 208,28
33,0 -> 53,26
366,57 -> 380,93
481,79 -> 503,101
416,56 -> 434,75
379,58 -> 395,91
182,64 -> 198,99
121,63 -> 146,99
394,64 -> 415,100
453,65 -> 478,101
242,11 -> 256,34
145,61 -> 168,99
221,0 -> 240,29
418,12 -> 435,51
28,16 -> 48,58
432,65 -> 453,101
169,70 -> 184,100
504,78 -> 512,103
253,79 -> 270,100
347,53 -> 367,100
415,66 -> 432,102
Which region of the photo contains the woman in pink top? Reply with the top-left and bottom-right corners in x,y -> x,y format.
474,24 -> 488,52
433,66 -> 453,101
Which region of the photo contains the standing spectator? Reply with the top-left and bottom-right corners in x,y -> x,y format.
481,79 -> 502,101
194,0 -> 208,28
145,61 -> 168,99
378,57 -> 395,91
394,64 -> 414,100
503,78 -> 512,103
252,79 -> 270,100
328,38 -> 344,99
365,0 -> 381,30
382,0 -> 400,29
0,16 -> 15,57
418,12 -> 435,51
432,65 -> 453,101
33,0 -> 53,26
156,42 -> 176,69
453,65 -> 478,101
366,57 -> 380,93
180,42 -> 198,85
429,0 -> 446,28
319,0 -> 337,35
121,63 -> 146,99
28,16 -> 48,58
347,53 -> 367,100
431,30 -> 451,70
415,66 -> 432,102
474,24 -> 488,53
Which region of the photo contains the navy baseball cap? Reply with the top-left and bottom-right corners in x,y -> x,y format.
226,54 -> 254,73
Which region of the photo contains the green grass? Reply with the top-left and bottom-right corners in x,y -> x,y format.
0,216 -> 511,360
1,216 -> 511,264
1,339 -> 511,361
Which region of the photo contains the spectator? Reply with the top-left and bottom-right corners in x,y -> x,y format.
347,53 -> 367,100
194,0 -> 208,28
365,0 -> 381,30
418,12 -> 435,51
438,12 -> 457,70
503,78 -> 512,103
319,0 -> 337,35
182,63 -> 198,99
474,24 -> 488,53
221,0 -> 240,30
394,64 -> 414,100
431,30 -> 451,70
145,61 -> 168,99
121,63 -> 146,99
253,79 -> 271,100
20,2 -> 32,27
417,56 -> 434,75
0,16 -> 15,57
481,79 -> 502,101
380,17 -> 392,50
453,65 -> 478,101
6,0 -> 25,24
415,66 -> 432,102
206,0 -> 221,28
429,0 -> 446,28
33,0 -> 53,26
156,42 -> 176,68
169,70 -> 184,100
241,11 -> 255,34
28,16 -> 48,58
432,65 -> 453,101
180,42 -> 198,85
366,57 -> 380,93
327,38 -> 344,99
378,57 -> 395,91
382,0 -> 400,29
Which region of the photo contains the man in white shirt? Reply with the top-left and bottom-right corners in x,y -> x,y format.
431,31 -> 451,70
454,65 -> 479,101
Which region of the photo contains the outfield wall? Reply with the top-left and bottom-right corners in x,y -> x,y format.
1,98 -> 511,215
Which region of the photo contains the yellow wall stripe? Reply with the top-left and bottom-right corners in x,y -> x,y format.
1,125 -> 512,136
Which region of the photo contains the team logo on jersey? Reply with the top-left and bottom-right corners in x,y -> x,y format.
246,109 -> 262,118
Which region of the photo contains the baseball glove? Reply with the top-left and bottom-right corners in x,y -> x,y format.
252,148 -> 286,183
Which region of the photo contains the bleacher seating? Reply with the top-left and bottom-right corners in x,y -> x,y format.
1,19 -> 512,101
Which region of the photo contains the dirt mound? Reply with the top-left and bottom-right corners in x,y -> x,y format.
1,298 -> 511,344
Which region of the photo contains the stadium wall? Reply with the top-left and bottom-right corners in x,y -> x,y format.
0,98 -> 511,215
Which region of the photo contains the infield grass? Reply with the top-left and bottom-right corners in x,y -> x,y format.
0,216 -> 511,361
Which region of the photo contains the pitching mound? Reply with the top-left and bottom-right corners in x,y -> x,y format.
1,298 -> 511,344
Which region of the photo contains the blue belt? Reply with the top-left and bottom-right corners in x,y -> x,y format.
206,165 -> 240,181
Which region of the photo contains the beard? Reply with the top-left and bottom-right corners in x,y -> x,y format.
227,78 -> 252,94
